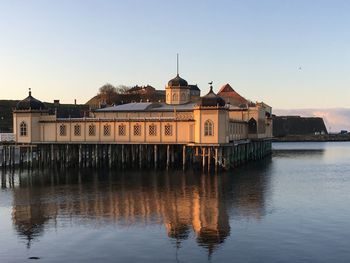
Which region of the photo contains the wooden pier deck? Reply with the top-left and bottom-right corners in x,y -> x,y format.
1,140 -> 272,171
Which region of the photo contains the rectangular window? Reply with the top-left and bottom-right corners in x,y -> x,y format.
118,124 -> 126,136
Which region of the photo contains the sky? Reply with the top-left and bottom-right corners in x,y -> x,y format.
0,0 -> 350,109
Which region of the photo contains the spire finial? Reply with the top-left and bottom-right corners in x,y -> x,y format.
176,53 -> 179,76
208,81 -> 213,92
29,88 -> 32,96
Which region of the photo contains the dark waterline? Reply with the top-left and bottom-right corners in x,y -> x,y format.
1,142 -> 350,262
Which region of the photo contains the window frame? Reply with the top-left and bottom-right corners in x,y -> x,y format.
20,121 -> 27,137
164,123 -> 173,136
74,124 -> 81,136
103,124 -> 111,136
133,123 -> 141,136
59,124 -> 67,136
88,124 -> 96,136
118,124 -> 126,136
204,120 -> 214,136
149,123 -> 157,136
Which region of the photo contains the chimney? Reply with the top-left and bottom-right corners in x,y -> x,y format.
54,100 -> 60,106
74,99 -> 77,105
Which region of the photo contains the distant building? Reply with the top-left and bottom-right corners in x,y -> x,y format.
126,85 -> 156,95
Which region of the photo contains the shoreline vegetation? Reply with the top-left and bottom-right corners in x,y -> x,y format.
273,134 -> 350,142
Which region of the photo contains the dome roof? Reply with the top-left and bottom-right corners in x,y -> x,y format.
16,90 -> 46,110
167,74 -> 188,87
198,85 -> 226,107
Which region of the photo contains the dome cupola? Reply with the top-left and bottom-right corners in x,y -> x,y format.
16,89 -> 46,110
198,84 -> 226,107
167,74 -> 188,88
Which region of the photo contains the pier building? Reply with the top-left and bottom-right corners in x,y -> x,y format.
9,74 -> 273,170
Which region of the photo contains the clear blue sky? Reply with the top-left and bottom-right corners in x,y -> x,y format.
1,0 -> 350,108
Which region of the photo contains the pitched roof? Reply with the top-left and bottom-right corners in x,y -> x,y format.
217,83 -> 248,106
96,102 -> 154,112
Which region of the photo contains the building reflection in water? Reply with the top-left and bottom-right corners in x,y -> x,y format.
7,161 -> 270,255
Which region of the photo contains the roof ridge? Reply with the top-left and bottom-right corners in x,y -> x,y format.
218,83 -> 234,93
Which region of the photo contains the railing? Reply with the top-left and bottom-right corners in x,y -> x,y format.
0,133 -> 15,142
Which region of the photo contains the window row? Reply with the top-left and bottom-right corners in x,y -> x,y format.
166,92 -> 189,101
58,123 -> 174,137
59,124 -> 106,136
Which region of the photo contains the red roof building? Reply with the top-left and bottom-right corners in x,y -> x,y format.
217,84 -> 249,106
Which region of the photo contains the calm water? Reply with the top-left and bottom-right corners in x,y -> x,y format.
1,142 -> 350,263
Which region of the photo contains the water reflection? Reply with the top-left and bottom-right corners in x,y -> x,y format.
5,162 -> 271,255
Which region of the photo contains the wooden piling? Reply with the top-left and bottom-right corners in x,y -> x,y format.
154,144 -> 158,169
215,147 -> 218,172
107,145 -> 112,167
139,144 -> 142,168
202,147 -> 206,171
208,147 -> 211,172
182,145 -> 186,171
166,145 -> 170,170
79,144 -> 82,167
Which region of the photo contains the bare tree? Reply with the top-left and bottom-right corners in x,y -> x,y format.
116,85 -> 130,94
98,84 -> 117,104
98,83 -> 117,95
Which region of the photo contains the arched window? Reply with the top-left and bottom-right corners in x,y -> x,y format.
59,124 -> 66,136
204,120 -> 214,136
164,123 -> 172,136
74,124 -> 81,136
118,124 -> 126,136
149,123 -> 157,136
20,121 -> 27,136
181,92 -> 186,100
172,93 -> 178,101
248,118 -> 257,134
88,124 -> 96,136
133,124 -> 141,136
103,124 -> 111,136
